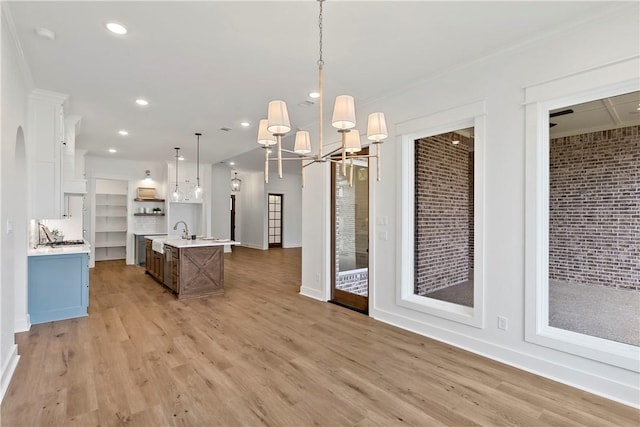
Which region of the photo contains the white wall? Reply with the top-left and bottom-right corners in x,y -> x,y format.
210,164 -> 231,239
238,171 -> 302,250
239,172 -> 266,249
0,3 -> 32,400
301,5 -> 639,407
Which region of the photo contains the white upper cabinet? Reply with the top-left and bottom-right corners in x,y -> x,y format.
28,89 -> 68,219
63,115 -> 87,194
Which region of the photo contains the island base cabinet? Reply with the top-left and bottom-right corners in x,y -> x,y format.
174,245 -> 224,300
28,253 -> 89,324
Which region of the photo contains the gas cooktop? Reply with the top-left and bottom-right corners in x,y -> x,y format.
49,240 -> 86,246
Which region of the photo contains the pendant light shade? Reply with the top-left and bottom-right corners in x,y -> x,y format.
194,133 -> 204,200
171,147 -> 183,202
257,119 -> 277,146
294,131 -> 312,154
344,130 -> 362,153
332,95 -> 356,130
367,112 -> 388,141
267,100 -> 291,135
231,172 -> 242,192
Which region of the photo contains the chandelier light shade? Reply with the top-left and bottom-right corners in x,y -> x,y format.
344,130 -> 362,153
367,112 -> 388,141
171,147 -> 183,202
256,0 -> 388,185
231,172 -> 242,192
331,95 -> 357,130
194,132 -> 203,201
294,131 -> 312,154
267,100 -> 291,135
257,119 -> 277,146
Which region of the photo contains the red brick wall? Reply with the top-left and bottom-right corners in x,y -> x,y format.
414,132 -> 473,295
549,125 -> 640,291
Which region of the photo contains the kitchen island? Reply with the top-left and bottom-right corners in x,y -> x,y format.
145,237 -> 238,299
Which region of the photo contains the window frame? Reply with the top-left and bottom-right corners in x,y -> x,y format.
524,58 -> 640,371
397,101 -> 486,328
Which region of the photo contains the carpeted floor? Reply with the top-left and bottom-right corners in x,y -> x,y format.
425,279 -> 640,346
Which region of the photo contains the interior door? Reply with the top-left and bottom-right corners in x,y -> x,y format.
331,153 -> 369,313
268,194 -> 283,248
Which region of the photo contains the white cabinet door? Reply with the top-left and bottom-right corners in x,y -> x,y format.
29,89 -> 68,219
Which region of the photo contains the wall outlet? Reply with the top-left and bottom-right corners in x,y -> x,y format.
497,316 -> 508,331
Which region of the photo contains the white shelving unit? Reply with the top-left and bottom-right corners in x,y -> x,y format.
94,187 -> 127,261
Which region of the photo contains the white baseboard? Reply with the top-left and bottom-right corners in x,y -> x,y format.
371,307 -> 640,409
14,315 -> 30,333
1,344 -> 20,403
299,286 -> 326,301
241,243 -> 267,250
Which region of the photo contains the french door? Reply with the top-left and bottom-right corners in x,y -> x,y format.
331,152 -> 369,313
268,193 -> 283,248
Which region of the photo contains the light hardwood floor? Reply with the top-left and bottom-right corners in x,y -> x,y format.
2,247 -> 638,426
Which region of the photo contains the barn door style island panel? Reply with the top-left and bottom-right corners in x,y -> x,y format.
145,237 -> 237,299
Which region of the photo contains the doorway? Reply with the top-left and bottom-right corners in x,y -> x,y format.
268,193 -> 283,248
331,152 -> 369,313
230,195 -> 236,241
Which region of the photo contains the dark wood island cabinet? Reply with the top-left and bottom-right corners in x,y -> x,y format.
145,238 -> 234,299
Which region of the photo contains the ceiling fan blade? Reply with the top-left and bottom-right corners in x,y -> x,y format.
549,109 -> 574,118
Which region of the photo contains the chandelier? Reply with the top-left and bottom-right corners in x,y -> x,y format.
257,0 -> 388,186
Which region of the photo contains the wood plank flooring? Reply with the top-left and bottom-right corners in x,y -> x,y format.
2,247 -> 638,426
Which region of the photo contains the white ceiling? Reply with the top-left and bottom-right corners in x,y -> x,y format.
7,1 -> 620,173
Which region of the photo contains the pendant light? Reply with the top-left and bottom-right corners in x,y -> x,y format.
171,147 -> 183,202
231,172 -> 242,192
194,132 -> 203,200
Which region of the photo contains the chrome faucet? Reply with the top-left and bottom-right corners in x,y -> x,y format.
173,221 -> 190,239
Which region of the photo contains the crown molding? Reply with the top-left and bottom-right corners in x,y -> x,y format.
1,2 -> 35,90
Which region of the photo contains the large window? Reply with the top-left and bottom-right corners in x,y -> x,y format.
397,101 -> 485,328
524,58 -> 639,370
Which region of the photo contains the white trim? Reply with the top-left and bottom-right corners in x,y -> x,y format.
371,307 -> 639,409
14,314 -> 30,333
396,101 -> 486,328
0,344 -> 20,403
241,243 -> 267,250
299,286 -> 326,302
1,3 -> 34,90
524,58 -> 640,372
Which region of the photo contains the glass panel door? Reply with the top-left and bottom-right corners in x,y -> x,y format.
268,194 -> 283,248
331,154 -> 369,313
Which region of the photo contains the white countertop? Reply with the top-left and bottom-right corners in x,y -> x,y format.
28,244 -> 91,257
146,235 -> 238,253
163,238 -> 239,248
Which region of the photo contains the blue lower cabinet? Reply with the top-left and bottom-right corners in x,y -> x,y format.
28,253 -> 89,324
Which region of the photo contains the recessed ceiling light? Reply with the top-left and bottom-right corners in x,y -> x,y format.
106,22 -> 127,35
108,148 -> 117,153
135,98 -> 149,106
309,91 -> 320,99
229,162 -> 236,166
178,156 -> 185,161
118,130 -> 128,136
240,121 -> 251,127
35,27 -> 56,40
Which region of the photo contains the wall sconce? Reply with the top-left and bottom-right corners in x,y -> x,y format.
231,172 -> 242,192
143,170 -> 153,182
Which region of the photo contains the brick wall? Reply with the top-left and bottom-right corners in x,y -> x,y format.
414,132 -> 473,295
549,125 -> 640,291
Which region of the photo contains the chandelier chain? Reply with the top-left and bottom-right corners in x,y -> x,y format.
317,0 -> 324,69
